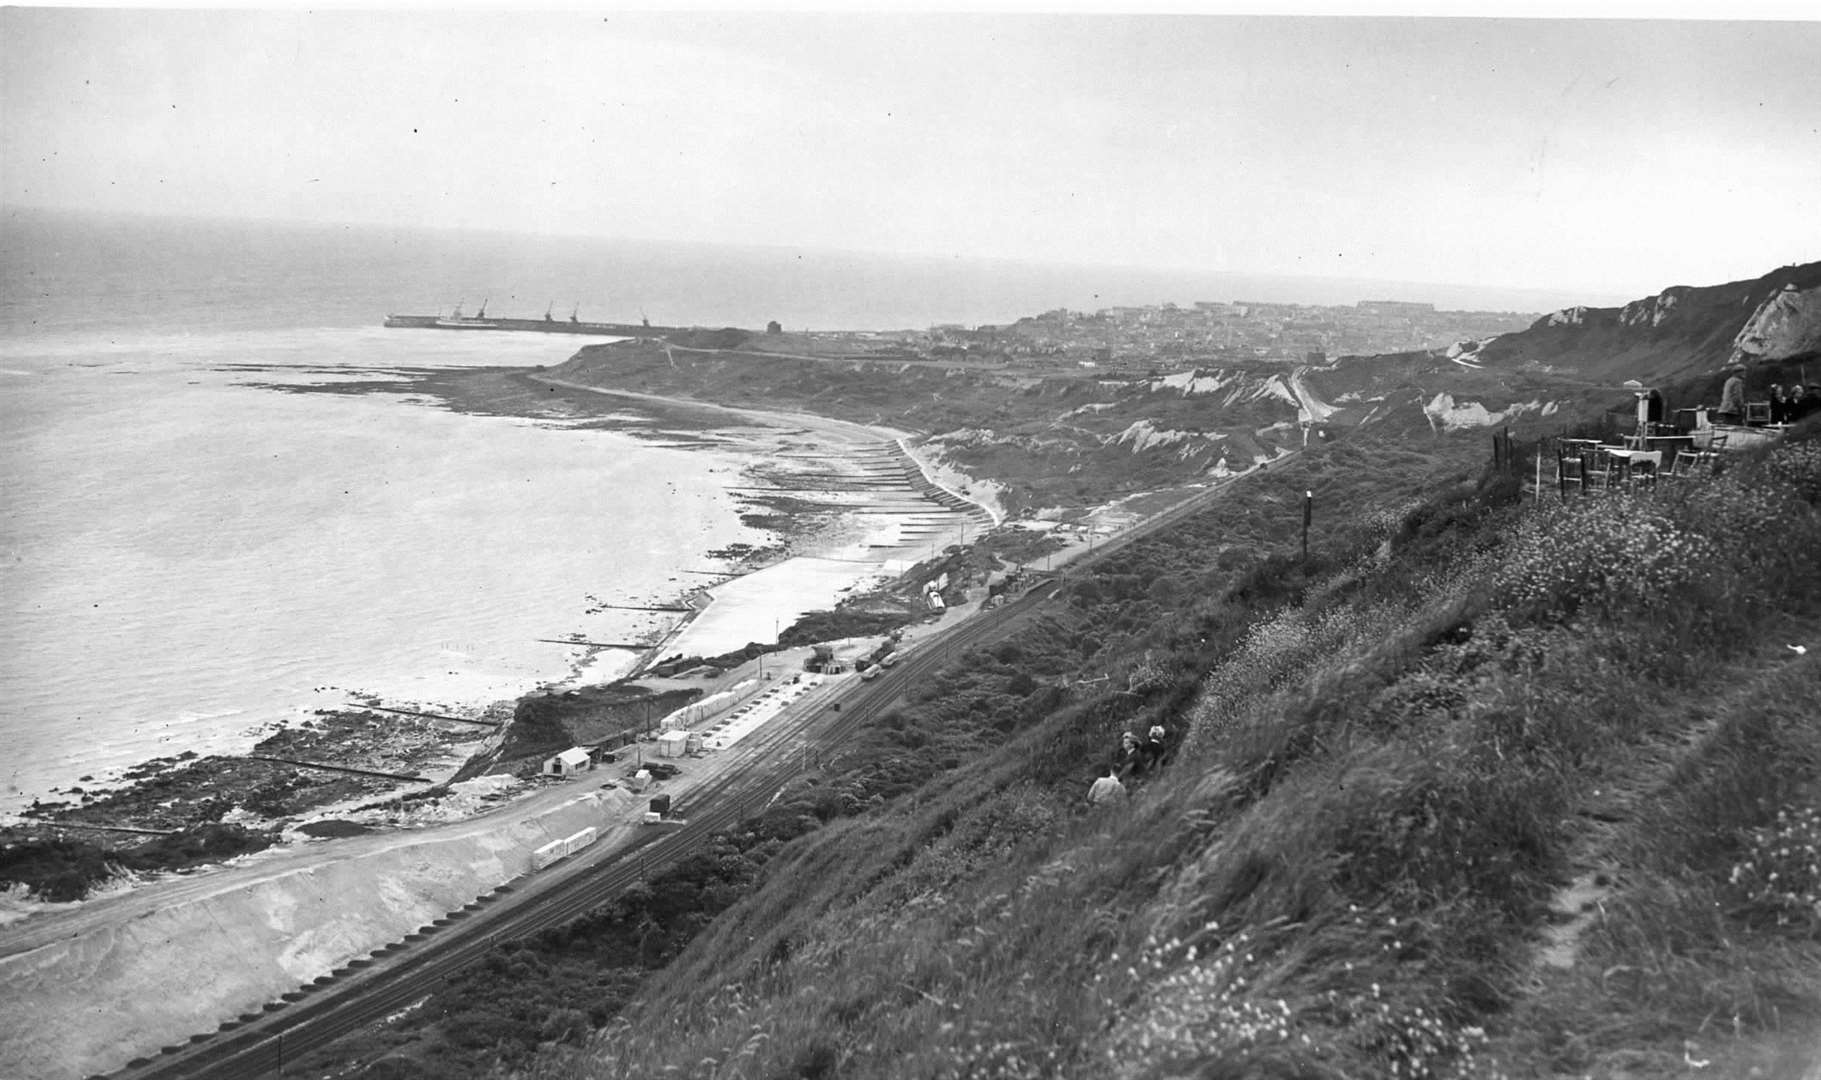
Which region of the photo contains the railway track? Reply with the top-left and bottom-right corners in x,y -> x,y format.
105,454 -> 1291,1079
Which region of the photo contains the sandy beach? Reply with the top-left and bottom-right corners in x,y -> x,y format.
516,372 -> 999,669
0,362 -> 1023,1078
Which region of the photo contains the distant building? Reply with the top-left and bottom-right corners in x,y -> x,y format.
766,320 -> 782,334
1356,300 -> 1436,316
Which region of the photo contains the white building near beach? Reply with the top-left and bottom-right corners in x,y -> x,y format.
543,746 -> 593,777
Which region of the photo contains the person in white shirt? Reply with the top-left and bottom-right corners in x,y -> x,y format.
1087,766 -> 1128,806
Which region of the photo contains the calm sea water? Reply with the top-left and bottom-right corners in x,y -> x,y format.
0,210 -> 812,814
0,207 -> 1576,815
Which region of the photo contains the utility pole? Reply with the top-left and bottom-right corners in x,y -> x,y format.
1302,490 -> 1313,566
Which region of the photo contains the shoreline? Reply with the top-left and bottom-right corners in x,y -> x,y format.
2,364 -> 997,867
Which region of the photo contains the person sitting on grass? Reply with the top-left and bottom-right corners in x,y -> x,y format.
1087,765 -> 1128,807
1141,724 -> 1171,773
1117,731 -> 1144,780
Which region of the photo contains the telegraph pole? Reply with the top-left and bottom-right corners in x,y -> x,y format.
1302,490 -> 1313,566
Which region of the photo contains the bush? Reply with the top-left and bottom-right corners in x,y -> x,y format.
1730,804 -> 1821,925
1493,497 -> 1719,619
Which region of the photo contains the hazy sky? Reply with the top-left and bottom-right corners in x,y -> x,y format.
3,9 -> 1817,300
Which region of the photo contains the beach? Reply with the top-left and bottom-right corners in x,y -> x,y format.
0,369 -> 1011,1079
5,360 -> 998,830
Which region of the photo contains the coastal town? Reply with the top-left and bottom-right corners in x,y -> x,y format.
725,297 -> 1540,375
925,297 -> 1538,369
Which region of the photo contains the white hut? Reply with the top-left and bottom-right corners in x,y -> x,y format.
542,746 -> 593,777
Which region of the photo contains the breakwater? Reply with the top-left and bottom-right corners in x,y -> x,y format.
383,314 -> 680,337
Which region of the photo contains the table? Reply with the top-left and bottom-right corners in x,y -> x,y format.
1624,433 -> 1695,454
1603,448 -> 1662,486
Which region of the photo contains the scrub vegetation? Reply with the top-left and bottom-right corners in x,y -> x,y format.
533,437 -> 1816,1080
537,423 -> 1817,1080
302,412 -> 1821,1079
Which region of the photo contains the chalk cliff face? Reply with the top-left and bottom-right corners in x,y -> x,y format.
1478,262 -> 1821,382
1734,283 -> 1821,360
1619,285 -> 1689,329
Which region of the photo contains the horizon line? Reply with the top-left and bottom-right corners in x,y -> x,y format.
5,199 -> 1658,313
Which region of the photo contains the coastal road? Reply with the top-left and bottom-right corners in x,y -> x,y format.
104,446 -> 1291,1080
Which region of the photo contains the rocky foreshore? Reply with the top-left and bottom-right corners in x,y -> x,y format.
11,707 -> 492,835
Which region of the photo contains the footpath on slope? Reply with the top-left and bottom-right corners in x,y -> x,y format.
1521,615 -> 1821,1077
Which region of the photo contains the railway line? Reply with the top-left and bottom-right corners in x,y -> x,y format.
105,452 -> 1292,1079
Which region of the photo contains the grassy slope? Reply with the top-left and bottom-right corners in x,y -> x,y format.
281,429 -> 1476,1079
544,428 -> 1821,1080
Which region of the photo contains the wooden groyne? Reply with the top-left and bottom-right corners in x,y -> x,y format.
249,756 -> 433,784
350,704 -> 501,729
36,821 -> 178,837
593,603 -> 694,613
538,638 -> 648,649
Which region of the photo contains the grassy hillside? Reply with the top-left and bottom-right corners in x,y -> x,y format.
279,262 -> 1821,1078
284,428 -> 1484,1079
532,426 -> 1821,1079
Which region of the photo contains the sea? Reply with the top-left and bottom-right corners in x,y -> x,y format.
1,206 -> 1577,816
0,207 -> 1297,815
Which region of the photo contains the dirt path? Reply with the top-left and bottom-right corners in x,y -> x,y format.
1529,622 -> 1813,968
1532,628 -> 1819,973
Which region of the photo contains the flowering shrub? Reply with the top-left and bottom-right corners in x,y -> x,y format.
1099,929 -> 1299,1074
1093,925 -> 1500,1079
1182,602 -> 1401,758
1752,439 -> 1821,506
1729,804 -> 1821,925
1327,982 -> 1494,1080
1689,478 -> 1811,563
1493,498 -> 1720,618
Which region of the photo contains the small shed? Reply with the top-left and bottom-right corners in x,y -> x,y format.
656,730 -> 691,758
543,746 -> 592,777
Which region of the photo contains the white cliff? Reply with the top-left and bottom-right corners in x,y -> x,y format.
1734,283 -> 1821,361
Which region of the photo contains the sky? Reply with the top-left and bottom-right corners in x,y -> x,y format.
3,9 -> 1818,302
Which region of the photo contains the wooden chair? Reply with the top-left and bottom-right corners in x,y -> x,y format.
1746,402 -> 1772,426
1665,448 -> 1697,481
1557,444 -> 1586,498
1581,448 -> 1616,492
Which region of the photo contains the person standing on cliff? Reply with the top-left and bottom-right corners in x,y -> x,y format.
1717,364 -> 1747,426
